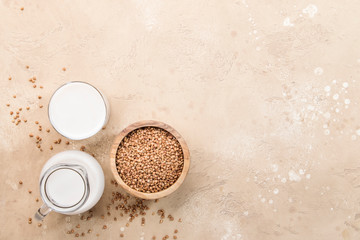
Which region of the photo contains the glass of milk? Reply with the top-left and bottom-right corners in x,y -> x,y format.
48,82 -> 110,140
35,150 -> 105,220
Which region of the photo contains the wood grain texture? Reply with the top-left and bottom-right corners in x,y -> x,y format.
110,120 -> 190,199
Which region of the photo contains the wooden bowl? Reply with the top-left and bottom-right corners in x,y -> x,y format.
110,120 -> 190,199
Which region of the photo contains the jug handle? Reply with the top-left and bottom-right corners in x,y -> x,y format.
35,203 -> 52,221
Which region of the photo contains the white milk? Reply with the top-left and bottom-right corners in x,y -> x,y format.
45,168 -> 85,207
48,82 -> 108,140
36,150 -> 105,219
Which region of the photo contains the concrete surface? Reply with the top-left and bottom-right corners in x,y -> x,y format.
1,0 -> 360,239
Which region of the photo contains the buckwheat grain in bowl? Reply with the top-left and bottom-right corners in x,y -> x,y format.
117,127 -> 184,193
110,120 -> 190,199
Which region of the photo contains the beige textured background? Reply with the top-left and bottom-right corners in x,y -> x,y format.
1,0 -> 360,239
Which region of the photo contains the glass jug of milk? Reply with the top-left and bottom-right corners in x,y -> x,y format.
35,150 -> 105,220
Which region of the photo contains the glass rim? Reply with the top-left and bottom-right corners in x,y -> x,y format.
47,81 -> 109,140
40,163 -> 90,213
44,168 -> 86,208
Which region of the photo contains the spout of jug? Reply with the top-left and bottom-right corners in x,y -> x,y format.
34,203 -> 52,221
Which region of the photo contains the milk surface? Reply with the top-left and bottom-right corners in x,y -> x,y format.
45,168 -> 85,207
48,82 -> 106,140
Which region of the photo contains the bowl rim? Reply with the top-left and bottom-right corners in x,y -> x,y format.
109,120 -> 190,199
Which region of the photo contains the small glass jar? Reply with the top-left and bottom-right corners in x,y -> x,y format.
35,150 -> 105,220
